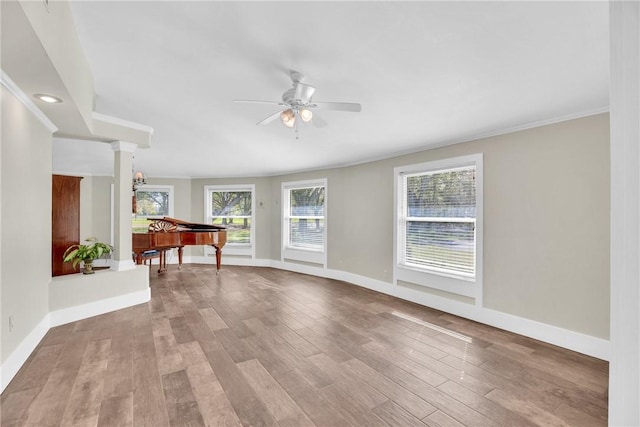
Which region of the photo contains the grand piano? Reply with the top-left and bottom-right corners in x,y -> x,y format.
132,217 -> 226,273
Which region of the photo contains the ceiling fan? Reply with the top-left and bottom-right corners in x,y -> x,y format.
234,70 -> 362,137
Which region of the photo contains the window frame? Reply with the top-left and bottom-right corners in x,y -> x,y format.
204,184 -> 255,257
394,154 -> 483,300
281,178 -> 327,266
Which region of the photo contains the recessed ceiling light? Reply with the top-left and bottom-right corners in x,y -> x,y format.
33,94 -> 63,104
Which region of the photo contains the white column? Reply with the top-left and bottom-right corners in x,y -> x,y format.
110,141 -> 136,271
609,1 -> 640,425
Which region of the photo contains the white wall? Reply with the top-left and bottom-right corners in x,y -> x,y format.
608,1 -> 640,424
0,85 -> 53,366
50,267 -> 150,319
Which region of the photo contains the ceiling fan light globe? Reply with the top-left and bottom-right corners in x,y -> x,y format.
280,109 -> 296,127
299,108 -> 313,122
280,109 -> 294,121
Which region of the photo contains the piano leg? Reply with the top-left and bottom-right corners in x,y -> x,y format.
215,246 -> 222,275
158,250 -> 167,274
178,247 -> 184,270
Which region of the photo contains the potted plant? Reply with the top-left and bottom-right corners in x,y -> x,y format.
63,237 -> 113,274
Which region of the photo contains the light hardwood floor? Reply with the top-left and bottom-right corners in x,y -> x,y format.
1,265 -> 608,426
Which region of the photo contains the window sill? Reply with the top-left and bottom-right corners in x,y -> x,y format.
206,244 -> 253,257
394,264 -> 478,298
282,247 -> 326,266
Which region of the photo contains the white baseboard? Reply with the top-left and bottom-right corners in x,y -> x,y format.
49,288 -> 151,327
268,259 -> 610,361
479,308 -> 610,361
188,256 -> 271,267
1,314 -> 50,392
1,289 -> 150,394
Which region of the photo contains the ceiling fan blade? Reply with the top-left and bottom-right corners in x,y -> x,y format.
311,114 -> 328,128
256,110 -> 283,126
234,99 -> 283,106
312,101 -> 362,112
294,83 -> 316,103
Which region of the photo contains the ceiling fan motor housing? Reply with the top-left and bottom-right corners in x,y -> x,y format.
282,88 -> 298,105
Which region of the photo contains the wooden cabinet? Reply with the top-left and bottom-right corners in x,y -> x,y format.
52,174 -> 82,276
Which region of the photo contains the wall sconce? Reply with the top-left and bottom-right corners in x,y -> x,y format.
132,170 -> 146,214
132,171 -> 146,191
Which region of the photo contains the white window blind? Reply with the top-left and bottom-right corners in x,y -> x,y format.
401,165 -> 477,278
284,184 -> 325,251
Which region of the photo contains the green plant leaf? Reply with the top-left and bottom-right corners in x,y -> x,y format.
63,247 -> 79,262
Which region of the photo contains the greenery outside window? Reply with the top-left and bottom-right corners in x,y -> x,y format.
205,185 -> 254,256
133,185 -> 174,233
282,179 -> 327,266
394,154 -> 483,299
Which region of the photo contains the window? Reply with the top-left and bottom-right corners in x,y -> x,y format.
133,185 -> 174,233
394,154 -> 483,298
205,185 -> 254,256
282,179 -> 327,265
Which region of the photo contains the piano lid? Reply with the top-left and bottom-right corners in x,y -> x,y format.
161,217 -> 226,231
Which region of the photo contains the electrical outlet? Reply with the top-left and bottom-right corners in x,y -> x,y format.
8,315 -> 14,332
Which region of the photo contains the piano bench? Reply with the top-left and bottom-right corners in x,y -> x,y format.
138,250 -> 161,266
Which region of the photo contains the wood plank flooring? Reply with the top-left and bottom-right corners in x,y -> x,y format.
1,265 -> 608,426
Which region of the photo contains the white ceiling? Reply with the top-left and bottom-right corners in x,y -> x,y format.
53,1 -> 609,178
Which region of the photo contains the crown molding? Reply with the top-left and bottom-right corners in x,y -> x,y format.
313,107 -> 611,175
51,171 -> 114,178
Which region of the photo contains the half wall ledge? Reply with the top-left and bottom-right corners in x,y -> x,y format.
49,265 -> 150,327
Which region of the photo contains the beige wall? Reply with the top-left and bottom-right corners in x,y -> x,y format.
476,115 -> 609,337
191,177 -> 273,259
79,176 -> 190,248
147,177 -> 192,257
269,113 -> 610,339
1,86 -> 53,363
82,176 -> 273,260
79,175 -> 93,240
91,176 -> 114,243
78,175 -> 114,245
147,177 -> 192,220
79,113 -> 610,340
